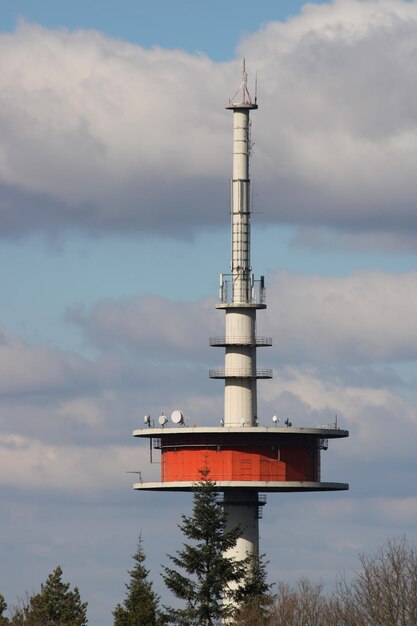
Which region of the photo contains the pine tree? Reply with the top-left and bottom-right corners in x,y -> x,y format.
162,468 -> 246,626
233,554 -> 275,625
113,536 -> 164,626
0,594 -> 9,625
10,566 -> 87,626
113,604 -> 128,626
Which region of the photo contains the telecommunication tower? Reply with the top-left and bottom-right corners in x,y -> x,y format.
133,62 -> 348,569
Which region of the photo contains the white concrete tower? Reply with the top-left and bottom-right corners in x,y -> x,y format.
210,61 -> 271,562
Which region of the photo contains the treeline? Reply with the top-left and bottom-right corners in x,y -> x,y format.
0,566 -> 87,625
2,475 -> 416,625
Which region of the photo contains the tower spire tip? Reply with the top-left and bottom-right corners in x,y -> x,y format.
228,59 -> 257,108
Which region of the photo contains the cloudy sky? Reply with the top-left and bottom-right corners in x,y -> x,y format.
1,0 -> 417,623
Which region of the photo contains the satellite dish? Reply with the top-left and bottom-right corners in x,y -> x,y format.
171,410 -> 184,425
144,414 -> 150,425
284,418 -> 292,427
158,413 -> 168,426
272,414 -> 280,424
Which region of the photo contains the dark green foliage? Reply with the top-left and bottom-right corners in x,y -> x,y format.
113,604 -> 128,626
113,536 -> 164,626
233,554 -> 275,625
0,594 -> 9,625
10,566 -> 87,626
162,469 -> 246,626
236,552 -> 272,600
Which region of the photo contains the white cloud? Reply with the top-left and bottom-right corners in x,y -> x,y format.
0,320 -> 222,449
262,365 -> 417,460
56,397 -> 105,426
310,495 -> 417,532
2,3 -> 417,239
69,269 -> 417,365
242,0 -> 417,229
265,269 -> 417,363
0,325 -> 98,395
0,22 -> 229,236
67,294 -> 218,359
0,433 -> 154,490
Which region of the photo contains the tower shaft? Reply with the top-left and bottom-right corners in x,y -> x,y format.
216,67 -> 266,430
212,64 -> 270,434
222,70 -> 262,570
223,102 -> 258,428
224,308 -> 257,426
231,108 -> 251,303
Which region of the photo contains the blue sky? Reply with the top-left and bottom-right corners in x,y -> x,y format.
0,1 -> 332,58
1,1 -> 417,625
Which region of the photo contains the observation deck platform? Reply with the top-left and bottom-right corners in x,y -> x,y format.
133,426 -> 349,491
133,480 -> 348,492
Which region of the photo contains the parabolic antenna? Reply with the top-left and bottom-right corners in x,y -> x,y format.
171,410 -> 184,425
158,413 -> 168,426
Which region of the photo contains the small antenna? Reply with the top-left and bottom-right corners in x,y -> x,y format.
242,58 -> 248,102
255,71 -> 258,104
228,58 -> 256,106
126,471 -> 143,484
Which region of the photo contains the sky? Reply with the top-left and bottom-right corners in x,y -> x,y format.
1,0 -> 417,623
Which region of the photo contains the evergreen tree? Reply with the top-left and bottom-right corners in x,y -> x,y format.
0,594 -> 9,625
10,566 -> 87,626
233,554 -> 275,625
113,536 -> 164,626
162,469 -> 246,626
113,604 -> 128,626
